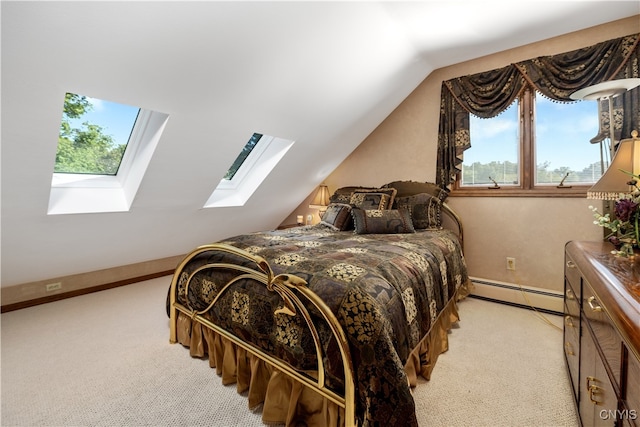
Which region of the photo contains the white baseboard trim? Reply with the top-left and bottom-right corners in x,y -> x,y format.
469,277 -> 563,315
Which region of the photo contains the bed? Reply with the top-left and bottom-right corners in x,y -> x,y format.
167,181 -> 471,426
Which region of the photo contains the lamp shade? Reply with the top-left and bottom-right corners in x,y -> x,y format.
309,185 -> 330,209
570,79 -> 640,101
587,130 -> 640,200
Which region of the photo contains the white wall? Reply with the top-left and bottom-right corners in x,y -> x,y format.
0,2 -> 430,289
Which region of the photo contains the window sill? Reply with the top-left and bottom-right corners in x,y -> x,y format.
204,135 -> 294,208
450,186 -> 590,198
47,111 -> 170,215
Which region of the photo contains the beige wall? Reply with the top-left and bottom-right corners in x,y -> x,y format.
284,16 -> 639,293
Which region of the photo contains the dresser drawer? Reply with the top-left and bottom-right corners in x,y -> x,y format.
565,253 -> 582,300
565,285 -> 580,321
625,352 -> 640,427
580,321 -> 618,427
565,241 -> 640,427
564,302 -> 580,397
564,298 -> 580,360
583,280 -> 623,387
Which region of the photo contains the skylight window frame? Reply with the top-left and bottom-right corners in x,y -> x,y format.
48,108 -> 169,215
216,134 -> 273,191
51,109 -> 152,189
205,134 -> 295,208
223,132 -> 263,182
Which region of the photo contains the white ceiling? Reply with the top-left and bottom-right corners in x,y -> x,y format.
2,1 -> 638,286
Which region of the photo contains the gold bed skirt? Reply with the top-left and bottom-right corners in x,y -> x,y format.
175,282 -> 470,426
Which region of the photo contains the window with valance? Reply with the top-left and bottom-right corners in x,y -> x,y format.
436,33 -> 640,193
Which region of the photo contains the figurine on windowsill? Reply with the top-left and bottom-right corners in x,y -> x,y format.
488,176 -> 500,189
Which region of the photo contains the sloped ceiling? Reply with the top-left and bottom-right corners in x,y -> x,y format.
1,1 -> 638,287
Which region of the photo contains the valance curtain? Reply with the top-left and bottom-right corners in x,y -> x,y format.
436,33 -> 640,187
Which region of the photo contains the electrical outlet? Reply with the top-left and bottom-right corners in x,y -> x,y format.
45,282 -> 62,292
506,257 -> 516,270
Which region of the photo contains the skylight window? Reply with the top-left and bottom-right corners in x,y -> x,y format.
48,92 -> 169,215
55,93 -> 140,175
224,133 -> 262,180
205,133 -> 294,208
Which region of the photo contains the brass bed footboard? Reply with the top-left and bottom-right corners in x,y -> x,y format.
168,243 -> 357,426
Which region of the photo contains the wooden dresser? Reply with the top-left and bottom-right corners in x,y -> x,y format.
564,241 -> 640,426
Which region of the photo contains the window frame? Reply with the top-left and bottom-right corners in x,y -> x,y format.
204,134 -> 295,208
48,109 -> 170,214
51,109 -> 150,188
451,86 -> 594,198
216,133 -> 269,192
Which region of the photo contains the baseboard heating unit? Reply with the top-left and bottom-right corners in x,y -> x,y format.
469,278 -> 563,315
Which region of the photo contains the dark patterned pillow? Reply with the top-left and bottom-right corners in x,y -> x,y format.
320,203 -> 353,231
329,186 -> 377,204
351,208 -> 415,234
395,193 -> 443,229
330,187 -> 398,208
349,188 -> 397,210
330,192 -> 352,205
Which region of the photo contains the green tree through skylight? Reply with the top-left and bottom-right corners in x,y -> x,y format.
55,93 -> 139,175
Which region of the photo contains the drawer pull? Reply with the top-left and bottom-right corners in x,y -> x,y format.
588,384 -> 601,404
586,376 -> 601,404
565,342 -> 574,356
565,288 -> 575,300
587,296 -> 602,312
566,260 -> 576,268
564,316 -> 574,328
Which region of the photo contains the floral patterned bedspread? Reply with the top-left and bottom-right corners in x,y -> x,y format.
170,224 -> 468,426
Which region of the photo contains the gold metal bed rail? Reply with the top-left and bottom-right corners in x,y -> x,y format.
169,243 -> 357,427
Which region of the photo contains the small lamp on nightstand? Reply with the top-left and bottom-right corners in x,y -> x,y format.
309,184 -> 330,219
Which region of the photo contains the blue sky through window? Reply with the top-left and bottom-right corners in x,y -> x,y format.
56,94 -> 141,175
67,97 -> 140,148
535,97 -> 599,171
465,97 -> 600,173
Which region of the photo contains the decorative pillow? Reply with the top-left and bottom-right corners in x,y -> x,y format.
351,208 -> 415,234
330,186 -> 378,204
349,188 -> 397,210
320,203 -> 353,231
383,181 -> 449,202
395,193 -> 442,229
330,193 -> 353,205
330,187 -> 397,207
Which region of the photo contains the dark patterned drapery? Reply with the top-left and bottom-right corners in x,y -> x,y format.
436,33 -> 640,187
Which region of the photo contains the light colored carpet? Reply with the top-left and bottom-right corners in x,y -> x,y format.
1,276 -> 579,426
412,297 -> 578,426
